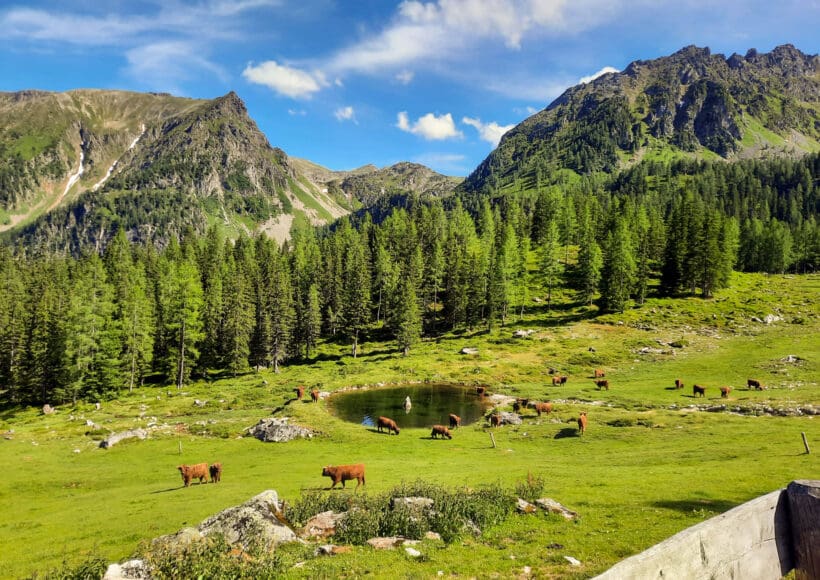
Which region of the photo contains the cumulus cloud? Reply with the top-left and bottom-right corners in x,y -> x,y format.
242,61 -> 327,98
397,111 -> 462,140
579,65 -> 619,84
334,106 -> 356,122
462,116 -> 515,146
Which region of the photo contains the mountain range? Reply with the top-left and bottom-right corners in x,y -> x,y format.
0,44 -> 817,252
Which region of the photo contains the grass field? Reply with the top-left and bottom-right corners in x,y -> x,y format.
1,272 -> 818,578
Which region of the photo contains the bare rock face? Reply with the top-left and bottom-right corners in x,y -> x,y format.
248,417 -> 313,443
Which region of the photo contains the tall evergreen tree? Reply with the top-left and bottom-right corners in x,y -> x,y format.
160,255 -> 204,389
600,217 -> 636,313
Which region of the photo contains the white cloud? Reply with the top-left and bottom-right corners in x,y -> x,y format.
334,106 -> 356,122
579,65 -> 619,84
462,116 -> 515,146
397,111 -> 462,140
242,61 -> 327,99
288,108 -> 307,116
126,41 -> 227,90
413,152 -> 469,174
395,70 -> 415,84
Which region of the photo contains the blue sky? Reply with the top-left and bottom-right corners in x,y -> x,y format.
1,1 -> 818,176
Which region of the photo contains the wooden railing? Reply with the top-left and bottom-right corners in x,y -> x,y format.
594,480 -> 819,580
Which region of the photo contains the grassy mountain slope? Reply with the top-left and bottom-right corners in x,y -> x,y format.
0,90 -> 351,249
463,44 -> 819,196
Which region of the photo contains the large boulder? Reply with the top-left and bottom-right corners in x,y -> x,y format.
102,559 -> 149,579
196,490 -> 298,550
248,418 -> 313,443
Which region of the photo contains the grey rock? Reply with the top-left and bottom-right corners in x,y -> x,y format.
248,418 -> 313,443
300,510 -> 345,539
513,329 -> 534,338
42,404 -> 55,415
460,347 -> 479,355
196,490 -> 297,550
367,537 -> 405,550
498,412 -> 522,425
516,498 -> 537,514
405,547 -> 422,558
392,497 -> 434,511
103,559 -> 150,579
536,497 -> 578,520
99,428 -> 148,449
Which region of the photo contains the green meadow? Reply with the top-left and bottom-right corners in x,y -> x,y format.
1,272 -> 818,578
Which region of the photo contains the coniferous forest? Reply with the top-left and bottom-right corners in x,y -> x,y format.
0,153 -> 818,406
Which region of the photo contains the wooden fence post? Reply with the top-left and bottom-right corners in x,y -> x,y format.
787,480 -> 820,580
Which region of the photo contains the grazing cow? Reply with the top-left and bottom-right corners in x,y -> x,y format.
449,413 -> 461,429
377,416 -> 400,435
747,379 -> 763,390
513,398 -> 529,413
552,376 -> 561,385
431,425 -> 453,439
322,464 -> 366,490
595,379 -> 610,390
534,402 -> 553,416
489,414 -> 502,427
310,389 -> 320,403
675,379 -> 684,389
720,386 -> 732,398
594,369 -> 606,378
577,412 -> 588,435
559,376 -> 568,385
209,462 -> 222,483
295,385 -> 305,400
178,463 -> 209,487
693,384 -> 706,397
476,386 -> 486,396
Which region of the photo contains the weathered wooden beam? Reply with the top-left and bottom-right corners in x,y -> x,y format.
787,480 -> 820,580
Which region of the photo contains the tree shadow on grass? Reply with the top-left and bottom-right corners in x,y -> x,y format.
554,427 -> 580,439
653,498 -> 738,514
150,486 -> 188,494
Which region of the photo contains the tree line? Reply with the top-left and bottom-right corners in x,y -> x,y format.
1,153 -> 818,406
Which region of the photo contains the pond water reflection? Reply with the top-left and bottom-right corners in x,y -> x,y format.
327,384 -> 492,429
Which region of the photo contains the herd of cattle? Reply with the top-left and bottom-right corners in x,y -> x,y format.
176,372 -> 768,489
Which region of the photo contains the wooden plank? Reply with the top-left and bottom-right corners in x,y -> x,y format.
787,480 -> 820,580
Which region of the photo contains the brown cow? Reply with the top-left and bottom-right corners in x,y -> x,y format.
747,379 -> 763,390
595,379 -> 609,390
431,425 -> 453,439
577,412 -> 588,435
675,379 -> 684,389
322,464 -> 366,490
693,384 -> 706,397
377,416 -> 400,435
489,414 -> 502,427
720,386 -> 732,398
512,398 -> 529,413
551,376 -> 561,385
310,389 -> 320,403
448,413 -> 461,429
534,402 -> 553,416
594,369 -> 606,378
295,385 -> 305,400
559,376 -> 568,385
209,462 -> 222,483
476,386 -> 486,396
178,463 -> 209,487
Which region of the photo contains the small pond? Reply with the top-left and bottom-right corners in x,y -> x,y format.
327,384 -> 492,429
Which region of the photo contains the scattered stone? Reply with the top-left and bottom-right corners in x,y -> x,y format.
247,418 -> 314,443
460,347 -> 479,355
533,297 -> 542,303
535,498 -> 578,520
522,565 -> 532,576
194,399 -> 207,407
462,519 -> 482,536
547,543 -> 564,549
42,404 -> 55,415
262,379 -> 269,385
564,556 -> 581,566
314,544 -> 349,556
392,497 -> 434,511
751,316 -> 764,323
103,559 -> 150,579
516,498 -> 537,514
513,329 -> 534,338
367,537 -> 405,550
95,402 -> 101,411
73,449 -> 81,454
782,355 -> 803,363
588,346 -> 596,352
405,547 -> 422,558
764,314 -> 783,324
99,428 -> 147,449
424,531 -> 442,541
300,511 -> 345,539
498,412 -> 522,425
